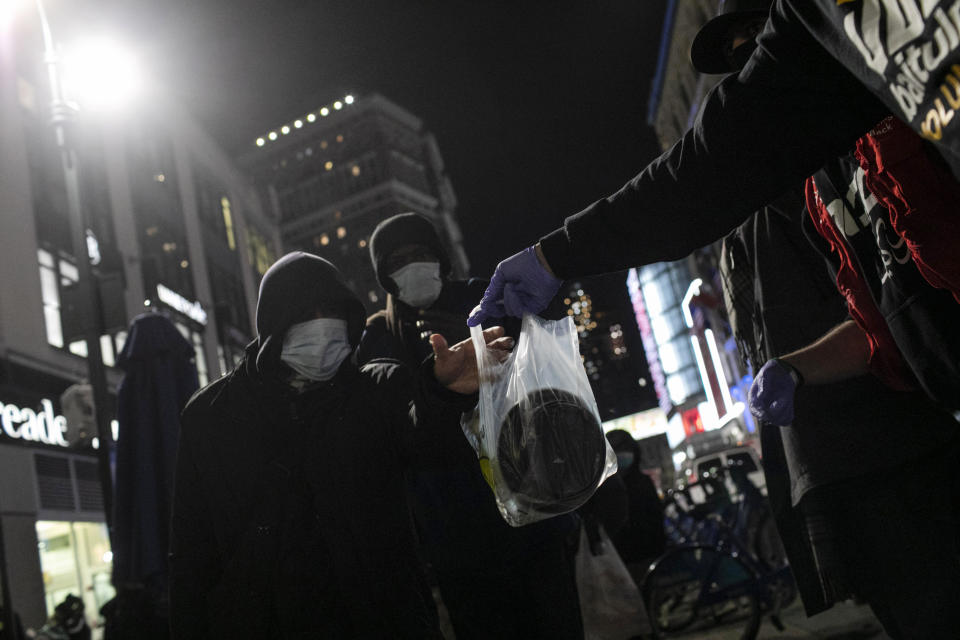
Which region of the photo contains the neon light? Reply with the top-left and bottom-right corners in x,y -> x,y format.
684,279 -> 735,430
681,278 -> 703,328
716,403 -> 745,429
705,328 -> 735,413
690,335 -> 716,427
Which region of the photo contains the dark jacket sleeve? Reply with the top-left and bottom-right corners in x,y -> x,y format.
371,358 -> 478,468
356,312 -> 392,365
169,413 -> 220,639
539,7 -> 889,279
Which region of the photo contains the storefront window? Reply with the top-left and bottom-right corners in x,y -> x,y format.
36,521 -> 115,631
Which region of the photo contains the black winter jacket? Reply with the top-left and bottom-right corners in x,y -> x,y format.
169,353 -> 473,639
538,0 -> 960,278
357,280 -> 575,572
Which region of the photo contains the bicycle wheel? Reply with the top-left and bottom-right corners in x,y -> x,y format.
643,545 -> 762,639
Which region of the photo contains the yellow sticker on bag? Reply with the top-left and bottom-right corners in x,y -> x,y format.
478,457 -> 495,491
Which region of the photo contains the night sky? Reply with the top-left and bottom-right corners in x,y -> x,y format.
106,0 -> 668,276
86,1 -> 670,412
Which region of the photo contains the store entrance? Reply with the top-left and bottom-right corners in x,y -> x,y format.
36,521 -> 115,635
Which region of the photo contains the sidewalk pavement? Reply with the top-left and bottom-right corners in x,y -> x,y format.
668,599 -> 890,639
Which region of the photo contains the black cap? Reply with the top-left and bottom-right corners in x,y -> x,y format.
689,0 -> 771,74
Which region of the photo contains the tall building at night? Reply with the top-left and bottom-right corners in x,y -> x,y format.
631,0 -> 750,453
239,93 -> 470,308
0,10 -> 278,629
647,0 -> 723,150
562,281 -> 657,422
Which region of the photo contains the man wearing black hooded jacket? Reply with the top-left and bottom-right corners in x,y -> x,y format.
358,213 -> 583,640
169,252 -> 512,639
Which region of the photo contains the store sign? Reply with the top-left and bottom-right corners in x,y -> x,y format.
0,398 -> 69,447
157,284 -> 208,326
626,269 -> 671,413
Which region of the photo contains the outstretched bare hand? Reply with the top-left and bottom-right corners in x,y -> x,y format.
432,326 -> 514,395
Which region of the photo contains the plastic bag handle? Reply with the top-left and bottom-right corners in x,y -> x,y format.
469,322 -> 487,372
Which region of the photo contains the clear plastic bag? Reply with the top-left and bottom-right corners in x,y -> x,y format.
463,314 -> 617,526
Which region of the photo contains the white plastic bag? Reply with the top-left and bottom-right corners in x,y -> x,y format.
576,523 -> 652,640
463,314 -> 617,526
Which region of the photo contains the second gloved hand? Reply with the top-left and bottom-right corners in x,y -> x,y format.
467,246 -> 561,327
748,359 -> 802,426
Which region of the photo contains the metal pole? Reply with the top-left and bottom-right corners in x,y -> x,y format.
35,0 -> 115,535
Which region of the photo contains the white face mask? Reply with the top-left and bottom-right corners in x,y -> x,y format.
390,261 -> 443,308
280,318 -> 352,381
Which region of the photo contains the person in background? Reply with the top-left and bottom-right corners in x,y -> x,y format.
358,213 -> 583,640
170,252 -> 512,639
698,5 -> 960,636
35,595 -> 89,640
751,112 -> 960,423
603,430 -> 665,581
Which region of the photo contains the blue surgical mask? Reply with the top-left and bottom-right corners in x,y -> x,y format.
616,451 -> 635,471
390,262 -> 442,308
280,318 -> 352,381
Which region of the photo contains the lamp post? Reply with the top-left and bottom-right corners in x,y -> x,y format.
34,0 -> 115,534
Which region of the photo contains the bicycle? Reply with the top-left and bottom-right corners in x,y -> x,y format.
640,466 -> 796,639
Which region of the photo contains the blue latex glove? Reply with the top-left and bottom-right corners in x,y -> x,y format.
467,246 -> 562,327
748,359 -> 802,426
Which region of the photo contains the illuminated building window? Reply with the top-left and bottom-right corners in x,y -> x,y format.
351,165 -> 360,176
324,161 -> 333,171
336,134 -> 344,143
358,238 -> 367,249
320,140 -> 328,149
246,228 -> 276,276
37,249 -> 117,363
318,234 -> 330,246
221,196 -> 236,250
566,285 -> 595,336
38,249 -> 66,348
180,260 -> 189,269
336,226 -> 347,239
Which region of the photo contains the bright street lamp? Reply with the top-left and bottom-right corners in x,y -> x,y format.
60,36 -> 141,111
